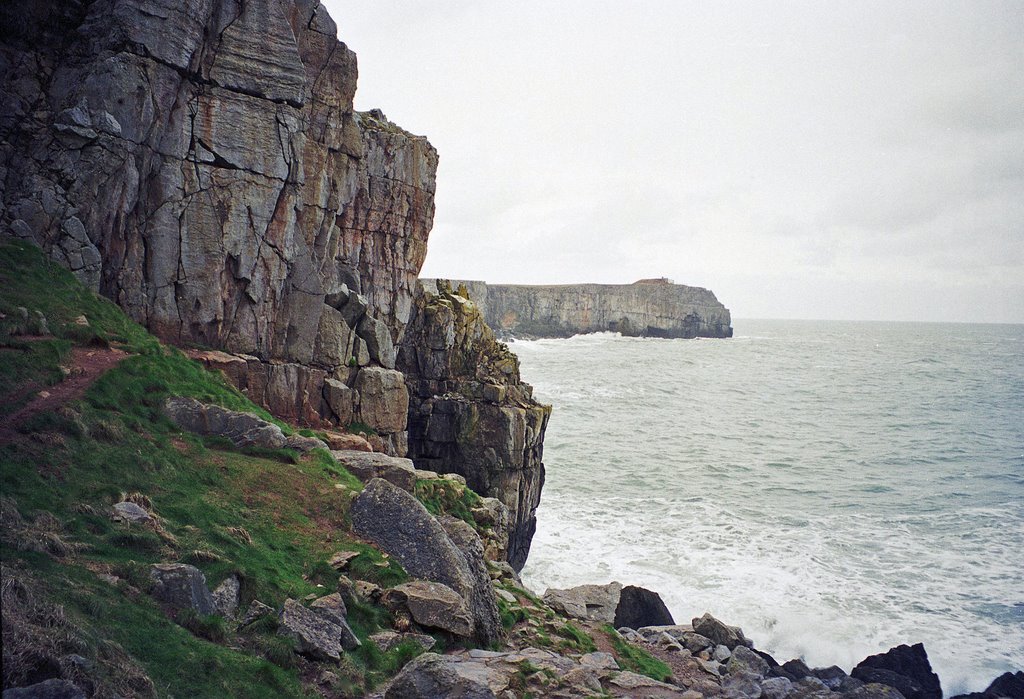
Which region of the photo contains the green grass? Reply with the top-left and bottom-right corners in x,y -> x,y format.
557,621 -> 597,652
0,237 -> 415,696
413,478 -> 483,526
601,624 -> 672,682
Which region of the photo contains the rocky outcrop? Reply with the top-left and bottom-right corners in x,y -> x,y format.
0,0 -> 437,442
426,278 -> 733,338
852,644 -> 942,699
350,478 -> 502,646
398,281 -> 550,571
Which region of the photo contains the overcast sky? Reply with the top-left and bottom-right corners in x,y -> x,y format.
324,1 -> 1023,322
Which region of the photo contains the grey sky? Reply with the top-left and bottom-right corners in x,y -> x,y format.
325,1 -> 1024,322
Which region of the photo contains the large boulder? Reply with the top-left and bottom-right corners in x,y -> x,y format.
149,563 -> 215,615
543,582 -> 622,622
332,451 -> 417,491
387,580 -> 474,637
162,397 -> 285,449
350,478 -> 501,645
385,653 -> 499,699
613,585 -> 675,629
438,516 -> 504,647
852,644 -> 942,699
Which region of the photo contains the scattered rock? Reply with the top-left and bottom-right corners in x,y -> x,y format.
110,501 -> 151,523
278,598 -> 358,661
692,612 -> 752,650
327,550 -> 360,570
239,599 -> 274,627
610,671 -> 678,690
149,563 -> 215,615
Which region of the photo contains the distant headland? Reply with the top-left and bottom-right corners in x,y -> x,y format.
424,278 -> 734,339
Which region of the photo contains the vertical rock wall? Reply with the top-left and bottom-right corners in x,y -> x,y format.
399,281 -> 551,571
0,0 -> 437,448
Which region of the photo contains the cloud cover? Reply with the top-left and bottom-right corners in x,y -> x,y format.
325,0 -> 1024,322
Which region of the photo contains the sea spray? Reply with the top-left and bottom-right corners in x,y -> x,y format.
517,321 -> 1024,695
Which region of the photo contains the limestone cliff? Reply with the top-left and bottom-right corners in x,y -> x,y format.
430,278 -> 733,339
0,0 -> 437,452
398,281 -> 550,571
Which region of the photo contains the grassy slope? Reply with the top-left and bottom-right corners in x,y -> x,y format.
0,240 -> 408,697
0,238 -> 672,697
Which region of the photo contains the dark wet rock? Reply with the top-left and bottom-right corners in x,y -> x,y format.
613,584 -> 675,629
725,646 -> 769,678
852,644 -> 942,699
149,563 -> 215,615
812,664 -> 849,690
845,683 -> 911,699
779,658 -> 813,681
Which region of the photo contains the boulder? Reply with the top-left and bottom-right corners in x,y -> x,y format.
309,593 -> 348,625
385,653 -> 499,699
761,676 -> 794,699
278,598 -> 359,661
284,434 -> 328,452
110,501 -> 151,523
846,684 -> 912,699
543,582 -> 622,622
438,516 -> 504,647
852,644 -> 942,699
613,584 -> 675,629
333,451 -> 417,491
387,580 -> 474,637
149,563 -> 215,615
322,431 -> 372,452
812,664 -> 849,690
211,574 -> 240,617
692,612 -> 752,650
162,397 -> 285,449
350,478 -> 501,645
725,645 -> 770,678
985,671 -> 1024,698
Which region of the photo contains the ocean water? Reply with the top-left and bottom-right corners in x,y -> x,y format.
515,320 -> 1024,695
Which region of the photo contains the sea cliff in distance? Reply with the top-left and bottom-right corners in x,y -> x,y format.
423,278 -> 734,339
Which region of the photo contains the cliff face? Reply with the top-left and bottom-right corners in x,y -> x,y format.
0,0 -> 437,451
433,279 -> 733,339
398,281 -> 550,571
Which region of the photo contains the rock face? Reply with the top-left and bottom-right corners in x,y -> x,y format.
0,0 -> 437,444
398,281 -> 550,570
426,278 -> 733,339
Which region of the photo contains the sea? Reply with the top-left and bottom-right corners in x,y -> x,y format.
514,319 -> 1024,696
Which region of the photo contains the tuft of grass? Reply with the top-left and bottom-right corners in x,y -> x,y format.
176,609 -> 228,643
497,595 -> 528,630
557,621 -> 597,652
601,624 -> 672,682
413,478 -> 482,526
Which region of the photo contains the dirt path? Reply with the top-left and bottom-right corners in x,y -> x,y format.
0,345 -> 127,443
